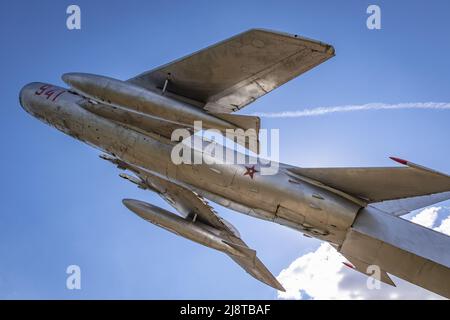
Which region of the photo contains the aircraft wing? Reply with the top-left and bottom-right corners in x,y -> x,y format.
144,171 -> 285,291
101,155 -> 284,291
128,29 -> 334,113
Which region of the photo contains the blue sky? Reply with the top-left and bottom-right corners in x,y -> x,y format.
1,0 -> 450,299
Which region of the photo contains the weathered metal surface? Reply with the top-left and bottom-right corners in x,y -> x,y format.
128,29 -> 335,113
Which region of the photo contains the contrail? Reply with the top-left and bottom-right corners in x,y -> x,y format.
253,102 -> 450,118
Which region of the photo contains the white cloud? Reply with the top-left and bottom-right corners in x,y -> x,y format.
411,207 -> 440,228
435,216 -> 450,235
277,207 -> 450,300
408,206 -> 450,236
254,102 -> 450,118
277,243 -> 347,300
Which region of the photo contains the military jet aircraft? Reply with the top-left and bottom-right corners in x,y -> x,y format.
19,29 -> 450,297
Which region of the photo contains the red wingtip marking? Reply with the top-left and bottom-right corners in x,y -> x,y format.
342,262 -> 355,269
390,157 -> 408,165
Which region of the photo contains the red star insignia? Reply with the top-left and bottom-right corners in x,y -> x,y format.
243,165 -> 258,179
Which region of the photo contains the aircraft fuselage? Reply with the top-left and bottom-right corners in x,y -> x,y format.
20,82 -> 360,247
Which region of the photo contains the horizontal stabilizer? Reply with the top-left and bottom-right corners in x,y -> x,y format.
372,191 -> 450,216
341,206 -> 450,298
288,158 -> 450,203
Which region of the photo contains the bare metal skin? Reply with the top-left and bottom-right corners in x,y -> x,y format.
19,29 -> 450,296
